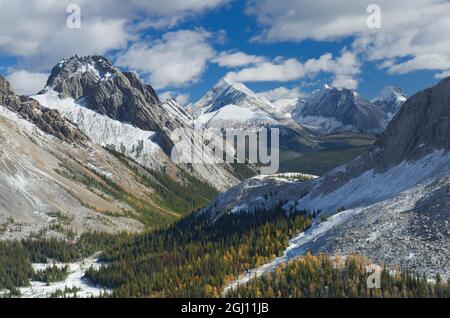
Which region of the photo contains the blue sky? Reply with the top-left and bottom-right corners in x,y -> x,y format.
0,0 -> 449,104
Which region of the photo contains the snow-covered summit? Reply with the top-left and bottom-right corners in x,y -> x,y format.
190,79 -> 277,118
291,84 -> 389,134
48,55 -> 118,90
372,85 -> 407,118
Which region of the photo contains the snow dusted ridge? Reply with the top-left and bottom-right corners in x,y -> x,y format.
291,84 -> 389,134
190,79 -> 301,129
33,90 -> 163,169
56,55 -> 117,84
293,149 -> 450,214
203,150 -> 450,220
0,104 -> 46,138
32,90 -> 240,192
372,86 -> 407,118
196,104 -> 276,128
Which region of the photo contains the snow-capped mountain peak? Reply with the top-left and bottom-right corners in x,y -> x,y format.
292,84 -> 389,134
372,85 -> 408,118
374,85 -> 407,103
190,78 -> 276,118
49,55 -> 118,89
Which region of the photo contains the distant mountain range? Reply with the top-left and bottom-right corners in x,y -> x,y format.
190,80 -> 408,136
201,76 -> 450,281
290,84 -> 402,134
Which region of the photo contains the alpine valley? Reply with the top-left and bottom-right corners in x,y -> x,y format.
0,55 -> 449,299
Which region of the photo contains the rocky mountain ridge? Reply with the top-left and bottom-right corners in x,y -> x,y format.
0,75 -> 87,144
291,84 -> 389,134
372,85 -> 407,118
199,77 -> 450,279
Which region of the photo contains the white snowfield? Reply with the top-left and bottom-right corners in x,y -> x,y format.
33,90 -> 163,169
19,256 -> 110,298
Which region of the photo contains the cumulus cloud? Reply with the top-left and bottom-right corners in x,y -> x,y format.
247,0 -> 450,76
257,86 -> 304,101
225,58 -> 304,82
159,91 -> 191,106
116,30 -> 215,89
225,51 -> 361,89
6,70 -> 49,95
0,0 -> 227,69
434,70 -> 450,79
212,51 -> 266,67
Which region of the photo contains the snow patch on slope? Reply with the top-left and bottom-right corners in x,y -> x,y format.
33,90 -> 162,169
196,104 -> 275,127
0,105 -> 46,137
19,257 -> 110,298
295,115 -> 345,133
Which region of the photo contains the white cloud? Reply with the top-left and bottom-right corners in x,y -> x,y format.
0,0 -> 228,69
435,70 -> 450,79
159,91 -> 191,106
116,30 -> 215,89
6,70 -> 49,95
225,51 -> 361,89
127,0 -> 230,28
257,86 -> 304,101
387,54 -> 450,75
212,51 -> 265,67
247,0 -> 450,76
225,58 -> 304,82
22,19 -> 131,71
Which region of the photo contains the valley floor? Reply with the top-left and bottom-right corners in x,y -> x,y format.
19,253 -> 109,298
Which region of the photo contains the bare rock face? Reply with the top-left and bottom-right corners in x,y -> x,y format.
0,75 -> 87,144
372,86 -> 407,118
44,55 -> 184,154
308,77 -> 450,198
293,85 -> 389,134
0,75 -> 14,96
370,77 -> 450,168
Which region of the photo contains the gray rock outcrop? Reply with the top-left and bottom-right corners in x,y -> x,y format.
0,75 -> 87,144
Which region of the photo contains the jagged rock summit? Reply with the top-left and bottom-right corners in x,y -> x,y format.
372,85 -> 407,118
42,55 -> 183,153
0,75 -> 87,144
292,84 -> 389,134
